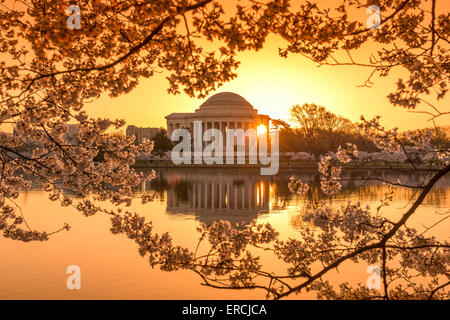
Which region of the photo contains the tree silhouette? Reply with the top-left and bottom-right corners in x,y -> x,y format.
0,0 -> 448,299
151,129 -> 173,156
290,103 -> 355,155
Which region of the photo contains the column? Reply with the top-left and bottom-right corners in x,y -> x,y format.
219,122 -> 224,160
263,181 -> 269,210
204,181 -> 208,208
197,182 -> 202,208
192,183 -> 196,208
235,184 -> 240,208
248,181 -> 253,209
241,184 -> 245,209
225,121 -> 231,155
227,182 -> 231,209
219,182 -> 223,209
211,181 -> 215,209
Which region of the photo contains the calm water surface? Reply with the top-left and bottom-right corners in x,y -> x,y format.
1,168 -> 448,299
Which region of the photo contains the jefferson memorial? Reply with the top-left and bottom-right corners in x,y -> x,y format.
165,92 -> 270,143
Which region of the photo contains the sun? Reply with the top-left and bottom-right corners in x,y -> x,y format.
257,124 -> 267,135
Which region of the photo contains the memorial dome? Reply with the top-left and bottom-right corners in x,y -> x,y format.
198,92 -> 254,109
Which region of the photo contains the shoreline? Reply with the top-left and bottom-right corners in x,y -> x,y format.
131,161 -> 442,171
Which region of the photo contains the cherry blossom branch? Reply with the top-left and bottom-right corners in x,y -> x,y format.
275,163 -> 450,299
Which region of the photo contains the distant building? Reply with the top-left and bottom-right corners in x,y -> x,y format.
126,126 -> 160,144
165,92 -> 270,156
166,92 -> 269,137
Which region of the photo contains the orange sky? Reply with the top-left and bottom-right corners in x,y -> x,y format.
86,0 -> 449,132
2,0 -> 449,131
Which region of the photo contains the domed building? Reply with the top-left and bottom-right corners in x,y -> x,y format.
165,92 -> 270,145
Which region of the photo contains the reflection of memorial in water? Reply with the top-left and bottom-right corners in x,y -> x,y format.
136,168 -> 449,226
165,170 -> 270,225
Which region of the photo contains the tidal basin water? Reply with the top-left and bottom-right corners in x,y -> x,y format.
1,168 -> 448,299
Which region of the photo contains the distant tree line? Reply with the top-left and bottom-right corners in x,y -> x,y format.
94,129 -> 173,161
273,104 -> 450,157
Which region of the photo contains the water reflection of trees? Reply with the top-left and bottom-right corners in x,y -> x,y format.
134,168 -> 449,227
110,165 -> 449,300
10,168 -> 450,299
271,169 -> 449,205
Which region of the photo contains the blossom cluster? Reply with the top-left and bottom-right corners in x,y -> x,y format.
288,176 -> 310,195
336,143 -> 358,163
318,155 -> 343,195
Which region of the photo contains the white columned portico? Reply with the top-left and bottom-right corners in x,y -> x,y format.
165,92 -> 271,161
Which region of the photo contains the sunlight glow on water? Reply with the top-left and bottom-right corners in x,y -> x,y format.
0,168 -> 448,299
